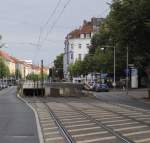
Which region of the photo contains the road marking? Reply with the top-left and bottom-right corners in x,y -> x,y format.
135,137 -> 150,143
66,123 -> 95,128
96,116 -> 122,120
130,115 -> 150,118
124,130 -> 150,136
44,131 -> 59,135
40,120 -> 51,123
73,131 -> 108,137
137,117 -> 150,120
42,123 -> 55,127
102,119 -> 130,123
63,120 -> 89,124
76,136 -> 116,143
69,126 -> 100,132
61,117 -> 86,121
45,136 -> 63,141
60,115 -> 82,119
115,125 -> 147,131
43,127 -> 57,131
108,122 -> 138,127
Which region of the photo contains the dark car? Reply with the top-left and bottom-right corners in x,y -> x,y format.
95,83 -> 109,92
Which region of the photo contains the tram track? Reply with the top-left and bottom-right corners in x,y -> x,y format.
24,96 -> 150,143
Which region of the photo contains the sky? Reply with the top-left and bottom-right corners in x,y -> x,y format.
0,0 -> 111,66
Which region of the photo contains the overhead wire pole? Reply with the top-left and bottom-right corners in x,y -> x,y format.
41,60 -> 44,96
113,44 -> 116,89
126,45 -> 129,95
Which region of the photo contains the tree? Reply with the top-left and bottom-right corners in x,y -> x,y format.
53,53 -> 64,79
0,57 -> 10,78
26,73 -> 39,81
108,0 -> 150,68
15,69 -> 22,79
91,0 -> 150,78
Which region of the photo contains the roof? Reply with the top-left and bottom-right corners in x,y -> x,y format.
0,50 -> 15,63
80,22 -> 93,34
66,20 -> 93,39
0,50 -> 48,72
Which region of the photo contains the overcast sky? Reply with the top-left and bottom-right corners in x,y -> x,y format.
0,0 -> 111,66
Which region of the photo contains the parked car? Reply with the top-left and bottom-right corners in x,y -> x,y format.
0,79 -> 8,89
95,83 -> 109,92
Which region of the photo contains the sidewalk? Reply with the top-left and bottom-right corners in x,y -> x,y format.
109,88 -> 149,99
86,88 -> 150,101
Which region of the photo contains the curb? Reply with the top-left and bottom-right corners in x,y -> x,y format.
17,94 -> 44,143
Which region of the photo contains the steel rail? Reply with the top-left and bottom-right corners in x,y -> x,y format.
45,103 -> 75,143
89,102 -> 150,127
66,103 -> 135,143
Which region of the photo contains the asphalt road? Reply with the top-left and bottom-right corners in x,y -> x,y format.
0,87 -> 39,143
94,91 -> 150,110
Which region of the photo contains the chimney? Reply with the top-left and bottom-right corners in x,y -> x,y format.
83,20 -> 87,25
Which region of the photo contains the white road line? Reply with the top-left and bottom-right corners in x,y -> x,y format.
137,117 -> 150,120
108,122 -> 138,127
63,120 -> 89,124
45,136 -> 63,141
115,125 -> 147,131
43,127 -> 57,131
69,126 -> 100,132
130,115 -> 150,118
42,123 -> 55,127
135,138 -> 150,143
40,120 -> 52,123
76,136 -> 116,143
60,115 -> 82,119
124,130 -> 150,136
73,131 -> 108,137
44,131 -> 59,135
66,123 -> 95,128
61,117 -> 86,121
95,116 -> 122,120
102,119 -> 130,123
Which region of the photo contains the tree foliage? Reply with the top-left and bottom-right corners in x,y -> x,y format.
91,0 -> 150,75
15,69 -> 22,79
53,53 -> 64,79
0,57 -> 10,78
69,0 -> 150,78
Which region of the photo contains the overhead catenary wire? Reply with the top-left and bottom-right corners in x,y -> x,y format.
44,0 -> 72,41
33,0 -> 62,64
33,0 -> 72,65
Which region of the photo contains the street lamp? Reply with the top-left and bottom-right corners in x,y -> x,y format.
101,45 -> 116,89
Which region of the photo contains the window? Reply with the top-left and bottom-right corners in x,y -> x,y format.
71,53 -> 74,60
86,33 -> 91,38
86,44 -> 90,48
71,44 -> 74,49
80,34 -> 84,38
78,54 -> 82,60
78,44 -> 82,49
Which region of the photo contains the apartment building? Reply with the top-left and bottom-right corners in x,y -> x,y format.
63,17 -> 103,79
0,50 -> 48,78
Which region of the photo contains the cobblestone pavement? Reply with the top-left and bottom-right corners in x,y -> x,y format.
23,96 -> 150,143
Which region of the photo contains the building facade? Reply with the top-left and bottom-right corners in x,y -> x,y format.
0,50 -> 48,79
63,17 -> 103,79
